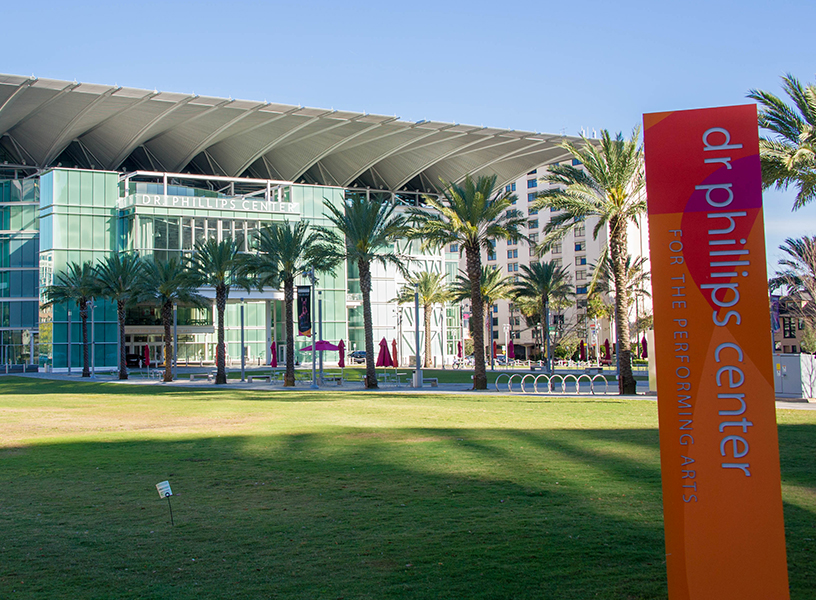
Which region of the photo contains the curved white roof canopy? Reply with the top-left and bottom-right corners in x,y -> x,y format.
0,74 -> 578,193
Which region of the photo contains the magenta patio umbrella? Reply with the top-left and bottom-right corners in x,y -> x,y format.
457,340 -> 463,358
392,339 -> 398,368
508,339 -> 515,359
641,336 -> 648,359
270,344 -> 278,368
299,340 -> 340,352
338,339 -> 345,368
579,340 -> 586,361
376,337 -> 393,367
604,338 -> 611,359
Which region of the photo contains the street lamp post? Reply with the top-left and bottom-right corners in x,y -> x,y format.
88,298 -> 96,379
67,309 -> 72,375
503,323 -> 510,368
240,298 -> 245,382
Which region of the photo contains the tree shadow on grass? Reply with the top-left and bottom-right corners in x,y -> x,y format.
1,428 -> 672,600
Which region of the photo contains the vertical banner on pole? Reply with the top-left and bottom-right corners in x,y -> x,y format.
644,104 -> 789,599
297,286 -> 312,337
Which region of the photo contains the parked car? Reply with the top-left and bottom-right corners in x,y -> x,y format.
125,353 -> 142,368
349,350 -> 366,364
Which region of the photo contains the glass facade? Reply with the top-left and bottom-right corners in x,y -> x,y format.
2,168 -> 453,372
0,179 -> 40,366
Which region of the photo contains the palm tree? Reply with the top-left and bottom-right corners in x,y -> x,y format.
512,260 -> 573,372
312,195 -> 407,389
244,220 -> 334,387
95,253 -> 146,380
533,129 -> 645,394
393,271 -> 451,368
769,236 -> 816,325
140,258 -> 205,382
748,74 -> 816,209
450,266 -> 516,367
408,175 -> 526,389
43,261 -> 97,377
589,253 -> 651,354
188,239 -> 246,384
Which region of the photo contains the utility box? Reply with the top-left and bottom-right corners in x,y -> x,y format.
773,353 -> 816,399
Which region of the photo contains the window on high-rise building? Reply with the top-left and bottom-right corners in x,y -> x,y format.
576,285 -> 588,294
528,169 -> 538,175
528,219 -> 538,229
575,241 -> 586,252
553,258 -> 562,267
572,158 -> 582,166
507,249 -> 518,259
574,225 -> 585,237
505,183 -> 516,192
527,179 -> 537,188
527,193 -> 537,202
783,317 -> 796,338
552,242 -> 562,254
507,238 -> 517,246
449,243 -> 458,253
576,269 -> 586,280
529,207 -> 539,215
507,262 -> 519,272
575,256 -> 587,265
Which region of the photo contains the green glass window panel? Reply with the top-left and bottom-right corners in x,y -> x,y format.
93,172 -> 106,207
80,172 -> 94,206
68,214 -> 81,249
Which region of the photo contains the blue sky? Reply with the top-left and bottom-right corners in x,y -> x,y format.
4,0 -> 815,270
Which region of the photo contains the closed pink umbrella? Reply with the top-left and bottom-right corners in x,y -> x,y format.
392,338 -> 398,368
604,339 -> 611,360
338,339 -> 345,368
579,340 -> 586,361
641,336 -> 648,359
508,339 -> 515,360
270,344 -> 277,368
457,340 -> 463,358
376,337 -> 393,367
492,340 -> 497,359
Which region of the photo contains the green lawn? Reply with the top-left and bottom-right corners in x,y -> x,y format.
0,377 -> 813,599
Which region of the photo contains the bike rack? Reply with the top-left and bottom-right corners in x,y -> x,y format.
494,372 -> 612,395
591,374 -> 609,395
576,374 -> 592,395
533,374 -> 550,393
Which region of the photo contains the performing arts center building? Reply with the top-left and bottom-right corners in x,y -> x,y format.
0,73 -> 585,372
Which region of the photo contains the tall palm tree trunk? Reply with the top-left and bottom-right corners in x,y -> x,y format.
162,300 -> 174,382
424,303 -> 433,368
80,299 -> 90,378
542,300 -> 552,373
117,299 -> 128,380
284,279 -> 296,387
359,259 -> 378,389
466,245 -> 486,390
610,216 -> 636,394
215,286 -> 227,385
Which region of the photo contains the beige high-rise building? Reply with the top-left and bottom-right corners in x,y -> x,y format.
459,162 -> 650,363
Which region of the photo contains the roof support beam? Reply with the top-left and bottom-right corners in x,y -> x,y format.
340,125 -> 453,187
42,85 -> 121,166
290,117 -> 397,181
391,133 -> 523,190
3,82 -> 80,144
232,110 -> 334,176
0,77 -> 37,135
171,101 -> 267,172
109,95 -> 197,169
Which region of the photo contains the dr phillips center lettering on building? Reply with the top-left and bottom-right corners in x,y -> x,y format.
644,105 -> 789,600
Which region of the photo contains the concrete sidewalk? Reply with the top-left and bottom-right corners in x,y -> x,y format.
8,370 -> 815,409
